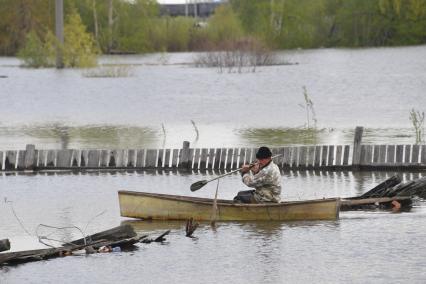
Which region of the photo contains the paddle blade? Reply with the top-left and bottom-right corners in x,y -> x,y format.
190,180 -> 208,192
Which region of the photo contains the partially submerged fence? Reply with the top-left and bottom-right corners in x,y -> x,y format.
1,127 -> 425,172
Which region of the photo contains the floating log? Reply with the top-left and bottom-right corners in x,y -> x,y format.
341,196 -> 412,211
0,239 -> 10,252
0,224 -> 170,266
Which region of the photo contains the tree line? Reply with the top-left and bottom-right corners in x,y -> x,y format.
1,0 -> 425,58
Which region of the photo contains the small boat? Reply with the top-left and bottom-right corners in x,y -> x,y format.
118,191 -> 340,221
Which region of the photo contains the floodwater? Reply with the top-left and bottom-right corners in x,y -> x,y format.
1,170 -> 426,283
0,46 -> 425,149
1,46 -> 426,283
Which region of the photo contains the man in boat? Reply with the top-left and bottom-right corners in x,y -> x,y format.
233,146 -> 282,203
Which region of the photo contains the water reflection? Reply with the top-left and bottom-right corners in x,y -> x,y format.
0,123 -> 420,150
0,124 -> 158,149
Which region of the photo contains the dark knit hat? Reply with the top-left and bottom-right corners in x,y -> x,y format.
256,146 -> 272,159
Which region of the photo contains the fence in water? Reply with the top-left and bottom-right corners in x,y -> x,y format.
1,127 -> 426,172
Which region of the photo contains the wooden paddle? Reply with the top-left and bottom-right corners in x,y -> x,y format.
190,154 -> 282,192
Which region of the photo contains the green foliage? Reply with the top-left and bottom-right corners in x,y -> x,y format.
205,5 -> 244,44
63,11 -> 99,67
17,31 -> 51,68
3,0 -> 426,55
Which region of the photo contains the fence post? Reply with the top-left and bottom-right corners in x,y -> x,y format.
179,141 -> 190,169
24,144 -> 36,170
352,126 -> 364,170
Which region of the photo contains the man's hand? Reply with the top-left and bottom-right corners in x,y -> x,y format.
240,164 -> 251,174
250,163 -> 260,174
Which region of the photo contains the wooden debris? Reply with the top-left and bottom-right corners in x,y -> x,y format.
0,239 -> 10,252
342,174 -> 426,211
185,218 -> 198,237
341,196 -> 412,211
0,224 -> 156,267
140,230 -> 170,243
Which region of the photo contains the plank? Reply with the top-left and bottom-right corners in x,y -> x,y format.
56,150 -> 73,168
5,151 -> 17,170
387,145 -> 396,164
412,145 -> 420,164
226,148 -> 233,170
373,145 -> 380,164
306,146 -> 315,168
145,149 -> 158,168
24,144 -> 36,170
298,146 -> 307,168
0,151 -> 3,170
378,145 -> 386,164
200,148 -> 208,170
219,148 -> 226,169
164,149 -> 171,168
404,145 -> 411,164
313,146 -> 321,167
362,145 -> 373,165
421,145 -> 426,165
335,145 -> 343,166
215,148 -> 222,170
17,150 -> 25,170
275,147 -> 285,168
179,142 -> 190,169
187,149 -> 195,169
243,148 -> 250,164
352,126 -> 364,166
71,150 -> 80,167
136,149 -> 146,168
171,149 -> 179,168
157,149 -> 164,168
321,145 -> 328,166
46,150 -> 56,167
100,150 -> 109,167
328,145 -> 335,166
113,150 -> 126,167
193,149 -> 201,170
289,147 -> 298,168
232,148 -> 239,169
343,145 -> 350,166
37,150 -> 47,168
80,150 -> 89,167
395,145 -> 404,164
88,150 -> 100,168
207,148 -> 215,169
238,148 -> 246,168
127,149 -> 136,167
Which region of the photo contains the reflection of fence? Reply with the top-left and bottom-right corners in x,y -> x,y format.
1,127 -> 426,171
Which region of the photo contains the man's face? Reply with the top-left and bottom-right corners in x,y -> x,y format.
257,157 -> 271,167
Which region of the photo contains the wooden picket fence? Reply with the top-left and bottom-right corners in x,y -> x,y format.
0,144 -> 351,171
1,127 -> 425,172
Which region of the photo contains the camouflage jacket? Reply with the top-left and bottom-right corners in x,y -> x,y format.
242,161 -> 282,203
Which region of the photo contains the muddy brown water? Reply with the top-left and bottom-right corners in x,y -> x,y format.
1,46 -> 426,283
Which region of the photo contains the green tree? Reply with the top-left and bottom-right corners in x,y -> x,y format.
17,31 -> 51,68
62,10 -> 99,67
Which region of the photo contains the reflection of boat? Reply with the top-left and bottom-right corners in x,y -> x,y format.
118,191 -> 340,221
121,220 -> 185,233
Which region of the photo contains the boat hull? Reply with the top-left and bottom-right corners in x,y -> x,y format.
118,191 -> 340,221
